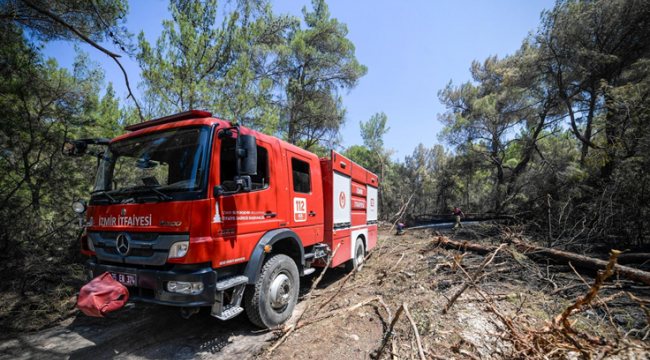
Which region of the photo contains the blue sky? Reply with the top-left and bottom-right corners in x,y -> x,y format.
43,0 -> 555,160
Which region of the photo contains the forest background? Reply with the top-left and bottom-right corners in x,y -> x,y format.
0,0 -> 649,306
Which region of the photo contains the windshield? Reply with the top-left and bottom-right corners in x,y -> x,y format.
93,126 -> 210,197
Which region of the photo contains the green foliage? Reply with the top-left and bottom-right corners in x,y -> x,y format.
278,0 -> 367,150
0,0 -> 369,272
343,145 -> 375,170
0,0 -> 131,48
362,0 -> 649,248
136,0 -> 291,131
360,112 -> 389,151
2,0 -> 648,290
137,0 -> 366,152
428,0 -> 650,246
0,25 -> 116,260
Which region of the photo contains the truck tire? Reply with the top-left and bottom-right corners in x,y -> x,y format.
345,237 -> 365,272
244,254 -> 299,328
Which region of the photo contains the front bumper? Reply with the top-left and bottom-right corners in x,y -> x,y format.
86,260 -> 217,307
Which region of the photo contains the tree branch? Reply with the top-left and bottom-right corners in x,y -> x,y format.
20,0 -> 145,121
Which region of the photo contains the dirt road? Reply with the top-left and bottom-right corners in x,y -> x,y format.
0,301 -> 286,360
3,229 -> 649,359
0,267 -> 356,360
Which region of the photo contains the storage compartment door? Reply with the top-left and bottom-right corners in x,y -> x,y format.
333,171 -> 351,228
367,186 -> 378,222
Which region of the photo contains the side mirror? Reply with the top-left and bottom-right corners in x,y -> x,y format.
236,176 -> 252,192
136,159 -> 158,169
240,135 -> 257,175
62,140 -> 87,157
213,185 -> 225,197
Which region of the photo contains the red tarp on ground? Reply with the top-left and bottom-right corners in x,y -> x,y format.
77,272 -> 129,317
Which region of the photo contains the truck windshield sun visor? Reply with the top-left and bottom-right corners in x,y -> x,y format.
92,126 -> 210,201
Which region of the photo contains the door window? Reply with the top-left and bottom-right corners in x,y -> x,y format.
220,138 -> 269,191
291,158 -> 311,193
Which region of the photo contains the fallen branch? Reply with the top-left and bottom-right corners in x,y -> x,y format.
378,297 -> 393,324
389,253 -> 406,272
20,0 -> 145,120
315,250 -> 373,314
628,293 -> 650,305
435,236 -> 494,255
459,293 -> 517,302
403,303 -> 426,360
567,262 -> 621,339
290,296 -> 380,331
389,193 -> 415,233
614,253 -> 650,265
268,243 -> 340,354
627,293 -> 650,326
376,303 -> 405,360
515,243 -> 650,286
551,283 -> 587,295
454,261 -> 536,355
443,244 -> 506,314
435,236 -> 650,286
536,250 -> 621,355
578,291 -> 627,312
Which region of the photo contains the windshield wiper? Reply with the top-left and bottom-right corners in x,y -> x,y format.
91,190 -> 118,204
145,186 -> 172,201
119,185 -> 172,202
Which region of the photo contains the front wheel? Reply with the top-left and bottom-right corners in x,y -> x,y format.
244,254 -> 299,328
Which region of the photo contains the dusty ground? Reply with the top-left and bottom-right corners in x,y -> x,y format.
1,225 -> 650,359
0,301 -> 278,359
262,225 -> 650,359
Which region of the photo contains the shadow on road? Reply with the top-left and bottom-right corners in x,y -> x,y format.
0,267 -> 350,360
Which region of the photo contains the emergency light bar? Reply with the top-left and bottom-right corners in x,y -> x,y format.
125,110 -> 213,132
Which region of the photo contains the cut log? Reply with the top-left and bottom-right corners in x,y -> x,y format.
514,242 -> 650,286
615,253 -> 650,265
434,236 -> 650,286
435,237 -> 494,255
435,237 -> 498,254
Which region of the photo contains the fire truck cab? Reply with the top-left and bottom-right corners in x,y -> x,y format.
65,110 -> 379,328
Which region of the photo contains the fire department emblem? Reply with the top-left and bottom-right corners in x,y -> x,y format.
370,198 -> 375,209
339,191 -> 346,209
121,208 -> 126,215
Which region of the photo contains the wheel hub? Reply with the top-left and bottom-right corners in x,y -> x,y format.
269,273 -> 292,309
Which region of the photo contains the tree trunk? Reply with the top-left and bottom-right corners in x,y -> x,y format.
600,94 -> 618,181
580,92 -> 596,166
615,253 -> 650,265
434,237 -> 650,286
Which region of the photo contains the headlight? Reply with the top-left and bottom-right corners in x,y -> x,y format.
166,281 -> 204,295
72,199 -> 87,213
168,241 -> 189,259
87,237 -> 95,252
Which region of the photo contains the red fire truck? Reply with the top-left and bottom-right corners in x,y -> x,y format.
64,110 -> 379,328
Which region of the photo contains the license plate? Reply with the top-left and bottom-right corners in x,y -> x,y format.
110,272 -> 137,287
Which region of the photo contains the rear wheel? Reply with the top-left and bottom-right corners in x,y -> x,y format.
345,238 -> 365,272
244,254 -> 299,328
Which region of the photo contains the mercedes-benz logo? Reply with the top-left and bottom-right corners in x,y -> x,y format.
115,233 -> 131,256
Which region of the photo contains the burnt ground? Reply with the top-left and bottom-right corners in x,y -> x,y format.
2,224 -> 650,359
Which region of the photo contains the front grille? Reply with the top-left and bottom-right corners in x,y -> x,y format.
103,247 -> 156,258
98,231 -> 160,242
89,231 -> 188,267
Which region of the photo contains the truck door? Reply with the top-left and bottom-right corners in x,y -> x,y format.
211,137 -> 280,241
286,150 -> 323,246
